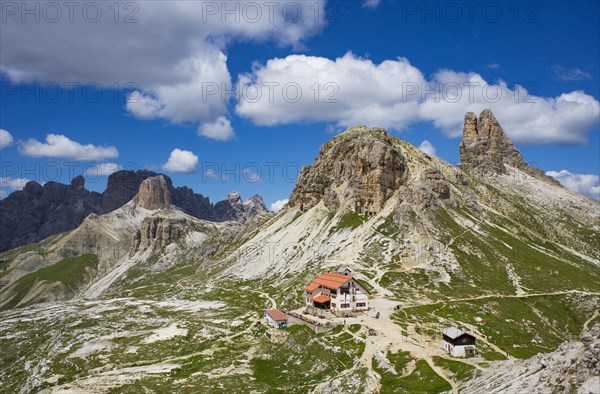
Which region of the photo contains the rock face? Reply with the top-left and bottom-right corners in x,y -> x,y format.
289,126 -> 407,215
171,186 -> 216,221
133,175 -> 173,210
133,216 -> 188,251
102,170 -> 158,212
243,194 -> 269,220
0,170 -> 268,252
214,192 -> 269,223
463,325 -> 600,394
0,177 -> 103,252
459,109 -> 560,185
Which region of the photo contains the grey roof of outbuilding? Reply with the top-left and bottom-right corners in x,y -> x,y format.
443,326 -> 467,339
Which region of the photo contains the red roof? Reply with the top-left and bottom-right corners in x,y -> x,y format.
313,295 -> 331,303
265,309 -> 287,322
304,272 -> 352,292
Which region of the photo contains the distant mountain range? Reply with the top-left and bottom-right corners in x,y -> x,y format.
0,169 -> 268,252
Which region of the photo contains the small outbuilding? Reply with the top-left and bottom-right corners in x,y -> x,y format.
265,309 -> 288,329
336,266 -> 353,276
442,326 -> 476,357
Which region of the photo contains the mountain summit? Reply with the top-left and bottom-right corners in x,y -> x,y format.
459,109 -> 560,185
133,175 -> 173,210
289,126 -> 408,214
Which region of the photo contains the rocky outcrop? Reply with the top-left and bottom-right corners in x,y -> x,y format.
423,169 -> 451,200
133,175 -> 173,210
71,175 -> 85,189
463,325 -> 600,394
394,176 -> 454,234
130,176 -> 268,222
214,192 -> 269,223
0,177 -> 103,252
289,126 -> 407,215
459,109 -> 560,185
133,216 -> 188,251
102,170 -> 158,212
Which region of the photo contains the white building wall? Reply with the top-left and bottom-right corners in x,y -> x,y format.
265,314 -> 279,328
451,345 -> 466,357
445,343 -> 474,357
265,314 -> 287,329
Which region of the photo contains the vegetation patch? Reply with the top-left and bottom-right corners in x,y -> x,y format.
374,352 -> 451,394
1,254 -> 98,310
432,356 -> 478,382
336,211 -> 367,231
396,294 -> 597,359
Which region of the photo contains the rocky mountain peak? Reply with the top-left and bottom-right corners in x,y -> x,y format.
133,175 -> 173,210
245,194 -> 265,206
289,125 -> 407,214
215,192 -> 269,222
0,178 -> 103,252
102,170 -> 159,212
71,175 -> 85,189
459,109 -> 560,185
226,191 -> 242,203
1,169 -> 269,252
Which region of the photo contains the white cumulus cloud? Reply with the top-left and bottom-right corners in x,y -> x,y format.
236,52 -> 425,131
162,149 -> 199,174
198,116 -> 235,141
125,47 -> 233,131
2,1 -> 326,140
236,54 -> 600,145
270,199 -> 289,212
19,134 -> 118,160
418,70 -> 600,144
418,140 -> 437,157
546,170 -> 600,199
0,129 -> 14,149
84,163 -> 123,177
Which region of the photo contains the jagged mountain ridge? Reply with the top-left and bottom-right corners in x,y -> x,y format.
221,109 -> 598,283
0,170 -> 269,252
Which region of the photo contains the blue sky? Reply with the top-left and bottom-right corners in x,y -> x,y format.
1,0 -> 599,206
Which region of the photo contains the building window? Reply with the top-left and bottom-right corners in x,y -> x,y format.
356,302 -> 366,307
341,303 -> 350,308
